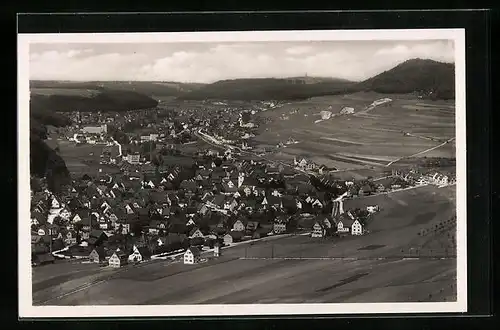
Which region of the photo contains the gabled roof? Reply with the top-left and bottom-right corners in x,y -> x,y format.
186,246 -> 201,256
90,246 -> 106,257
312,221 -> 326,229
189,227 -> 202,236
337,213 -> 355,227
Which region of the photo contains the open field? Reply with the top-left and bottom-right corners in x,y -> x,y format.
31,88 -> 100,97
32,185 -> 456,305
45,138 -> 121,175
255,92 -> 455,170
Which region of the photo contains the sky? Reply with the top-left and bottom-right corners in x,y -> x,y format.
29,40 -> 454,83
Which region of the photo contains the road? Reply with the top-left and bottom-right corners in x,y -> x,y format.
387,137 -> 456,166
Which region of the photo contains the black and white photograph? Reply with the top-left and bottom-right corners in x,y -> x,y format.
18,29 -> 466,317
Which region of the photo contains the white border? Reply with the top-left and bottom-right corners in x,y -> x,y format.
18,29 -> 467,318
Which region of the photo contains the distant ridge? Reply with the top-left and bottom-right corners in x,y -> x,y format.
358,59 -> 455,99
177,59 -> 455,101
178,77 -> 358,101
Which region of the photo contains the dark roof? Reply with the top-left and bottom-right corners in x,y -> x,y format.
213,195 -> 226,206
189,227 -> 202,236
137,246 -> 152,257
31,211 -> 47,223
113,250 -> 129,259
90,229 -> 105,238
186,246 -> 201,256
228,231 -> 245,239
90,246 -> 106,257
337,213 -> 355,227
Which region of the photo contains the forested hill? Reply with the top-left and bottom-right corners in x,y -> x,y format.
358,59 -> 455,99
29,104 -> 73,194
30,88 -> 159,113
178,59 -> 455,101
178,78 -> 358,101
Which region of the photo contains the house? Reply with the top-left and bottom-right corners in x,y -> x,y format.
246,221 -> 260,233
88,247 -> 106,263
223,198 -> 239,212
87,229 -> 108,246
64,230 -> 78,246
222,180 -> 238,194
311,221 -> 326,238
351,219 -> 363,235
128,245 -> 152,263
322,216 -> 334,229
337,213 -> 358,234
366,205 -> 379,213
183,247 -> 201,265
311,198 -> 323,208
273,221 -> 287,234
340,106 -> 355,115
31,211 -> 47,227
108,250 -> 129,268
50,196 -> 62,209
59,208 -> 72,220
148,220 -> 161,235
189,228 -> 205,239
223,231 -> 244,244
231,219 -> 246,232
98,216 -> 111,230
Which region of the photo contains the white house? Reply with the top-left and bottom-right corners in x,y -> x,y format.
108,251 -> 128,268
340,106 -> 355,115
232,219 -> 245,232
128,245 -> 151,263
183,247 -> 201,265
336,219 -> 351,234
189,228 -> 204,239
51,196 -> 61,209
273,222 -> 287,234
72,214 -> 82,223
59,208 -> 72,220
366,206 -> 379,214
351,219 -> 363,235
311,222 -> 326,238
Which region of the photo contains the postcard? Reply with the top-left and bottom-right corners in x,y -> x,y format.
18,29 -> 466,317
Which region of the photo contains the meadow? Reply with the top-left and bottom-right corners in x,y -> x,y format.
255,92 -> 455,172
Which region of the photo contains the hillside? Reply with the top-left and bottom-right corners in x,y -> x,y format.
358,59 -> 455,100
178,59 -> 455,101
178,78 -> 358,101
30,88 -> 159,113
30,80 -> 203,98
30,115 -> 71,194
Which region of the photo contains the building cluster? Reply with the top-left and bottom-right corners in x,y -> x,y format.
30,146 -> 380,267
391,169 -> 456,187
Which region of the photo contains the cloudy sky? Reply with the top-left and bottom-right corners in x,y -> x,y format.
29,40 -> 454,83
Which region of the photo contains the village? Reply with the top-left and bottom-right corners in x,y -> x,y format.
31,100 -> 456,269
